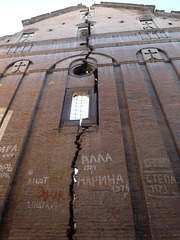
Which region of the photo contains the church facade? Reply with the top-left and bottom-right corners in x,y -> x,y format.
0,2 -> 180,239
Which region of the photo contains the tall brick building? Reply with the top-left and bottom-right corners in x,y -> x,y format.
0,2 -> 180,239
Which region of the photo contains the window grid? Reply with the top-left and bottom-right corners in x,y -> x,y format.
70,94 -> 89,120
19,33 -> 34,42
140,20 -> 156,29
61,87 -> 97,126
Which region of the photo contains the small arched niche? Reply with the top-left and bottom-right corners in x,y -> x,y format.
136,47 -> 169,63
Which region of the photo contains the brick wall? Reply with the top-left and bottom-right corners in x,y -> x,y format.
0,3 -> 180,240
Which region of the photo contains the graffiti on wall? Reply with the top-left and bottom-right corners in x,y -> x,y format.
77,173 -> 129,196
82,153 -> 113,174
79,153 -> 130,196
25,152 -> 129,211
0,144 -> 17,159
26,169 -> 64,211
143,158 -> 179,197
28,177 -> 49,185
0,163 -> 13,179
27,201 -> 58,211
37,186 -> 64,202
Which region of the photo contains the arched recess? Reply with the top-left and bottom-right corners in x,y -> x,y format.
136,47 -> 169,63
46,52 -> 117,128
47,52 -> 118,73
0,51 -> 153,240
131,45 -> 180,238
0,58 -> 34,239
43,52 -> 152,239
1,59 -> 32,76
136,46 -> 180,157
0,59 -> 32,124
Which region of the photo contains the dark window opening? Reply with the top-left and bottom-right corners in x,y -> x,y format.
72,62 -> 94,76
78,27 -> 89,39
69,59 -> 96,77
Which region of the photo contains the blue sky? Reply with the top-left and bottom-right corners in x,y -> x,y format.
0,0 -> 179,37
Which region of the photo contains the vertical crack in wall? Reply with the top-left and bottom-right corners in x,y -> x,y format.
66,8 -> 96,239
66,126 -> 89,240
84,8 -> 94,61
80,7 -> 94,68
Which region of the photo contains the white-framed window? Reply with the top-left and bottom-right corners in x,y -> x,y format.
61,87 -> 97,126
70,93 -> 89,120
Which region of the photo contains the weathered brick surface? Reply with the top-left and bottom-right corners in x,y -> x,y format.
0,2 -> 180,240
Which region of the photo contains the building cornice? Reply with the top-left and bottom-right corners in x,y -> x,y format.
93,2 -> 155,13
0,28 -> 180,59
21,2 -> 180,28
22,4 -> 88,26
0,39 -> 179,60
21,2 -> 156,27
94,2 -> 180,18
1,27 -> 180,49
155,10 -> 180,19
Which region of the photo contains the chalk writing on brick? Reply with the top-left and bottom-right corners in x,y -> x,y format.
145,173 -> 179,197
0,163 -> 13,179
145,174 -> 177,184
143,158 -> 171,168
143,158 -> 179,197
28,177 -> 49,185
0,172 -> 10,179
0,145 -> 17,153
27,201 -> 58,211
82,153 -> 112,165
84,165 -> 97,174
28,170 -> 33,176
78,173 -> 123,186
0,144 -> 17,159
0,163 -> 13,172
112,184 -> 130,194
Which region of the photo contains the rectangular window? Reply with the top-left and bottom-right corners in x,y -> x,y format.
140,19 -> 157,29
61,87 -> 97,126
19,33 -> 34,42
70,93 -> 89,120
